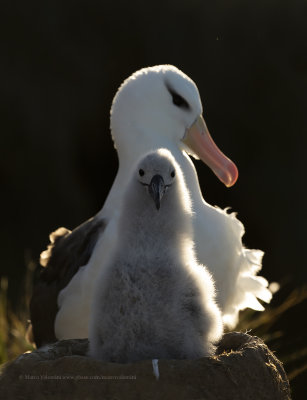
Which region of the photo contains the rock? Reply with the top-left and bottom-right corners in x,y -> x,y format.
0,332 -> 291,400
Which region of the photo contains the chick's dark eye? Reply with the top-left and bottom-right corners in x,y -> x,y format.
171,170 -> 175,178
139,169 -> 145,177
171,92 -> 189,109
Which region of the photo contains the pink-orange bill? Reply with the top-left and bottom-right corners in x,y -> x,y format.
183,115 -> 238,187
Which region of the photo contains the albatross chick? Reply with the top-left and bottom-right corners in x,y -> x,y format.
88,149 -> 223,362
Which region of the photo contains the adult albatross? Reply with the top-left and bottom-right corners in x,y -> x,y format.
30,65 -> 272,347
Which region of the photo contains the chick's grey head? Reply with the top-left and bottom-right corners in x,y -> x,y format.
135,149 -> 192,213
119,149 -> 194,245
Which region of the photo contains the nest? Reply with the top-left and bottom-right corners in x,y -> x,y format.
0,332 -> 291,400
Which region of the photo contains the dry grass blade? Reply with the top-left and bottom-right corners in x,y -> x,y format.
0,259 -> 35,366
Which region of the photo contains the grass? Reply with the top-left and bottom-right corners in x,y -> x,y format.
236,285 -> 307,383
1,262 -> 306,397
0,260 -> 35,367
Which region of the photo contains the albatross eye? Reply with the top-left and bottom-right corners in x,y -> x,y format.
171,92 -> 189,109
139,169 -> 145,177
171,170 -> 175,178
165,83 -> 190,110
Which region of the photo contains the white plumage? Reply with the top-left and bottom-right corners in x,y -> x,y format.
88,149 -> 223,362
54,65 -> 272,340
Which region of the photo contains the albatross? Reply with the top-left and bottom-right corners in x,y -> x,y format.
88,149 -> 223,362
30,64 -> 272,347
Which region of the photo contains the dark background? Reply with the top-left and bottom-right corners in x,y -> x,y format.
1,0 -> 306,398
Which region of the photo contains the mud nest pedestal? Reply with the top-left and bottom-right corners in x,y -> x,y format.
0,332 -> 291,400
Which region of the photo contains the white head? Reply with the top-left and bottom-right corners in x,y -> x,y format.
110,65 -> 238,187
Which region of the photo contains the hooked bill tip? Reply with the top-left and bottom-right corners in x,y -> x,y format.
223,162 -> 239,187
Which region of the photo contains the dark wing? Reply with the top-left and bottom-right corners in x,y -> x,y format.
29,215 -> 106,347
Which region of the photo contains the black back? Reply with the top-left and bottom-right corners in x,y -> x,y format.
29,216 -> 106,347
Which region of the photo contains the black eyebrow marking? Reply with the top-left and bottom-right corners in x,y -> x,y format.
165,82 -> 190,110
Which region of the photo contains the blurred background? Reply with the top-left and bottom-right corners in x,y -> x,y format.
0,0 -> 306,397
